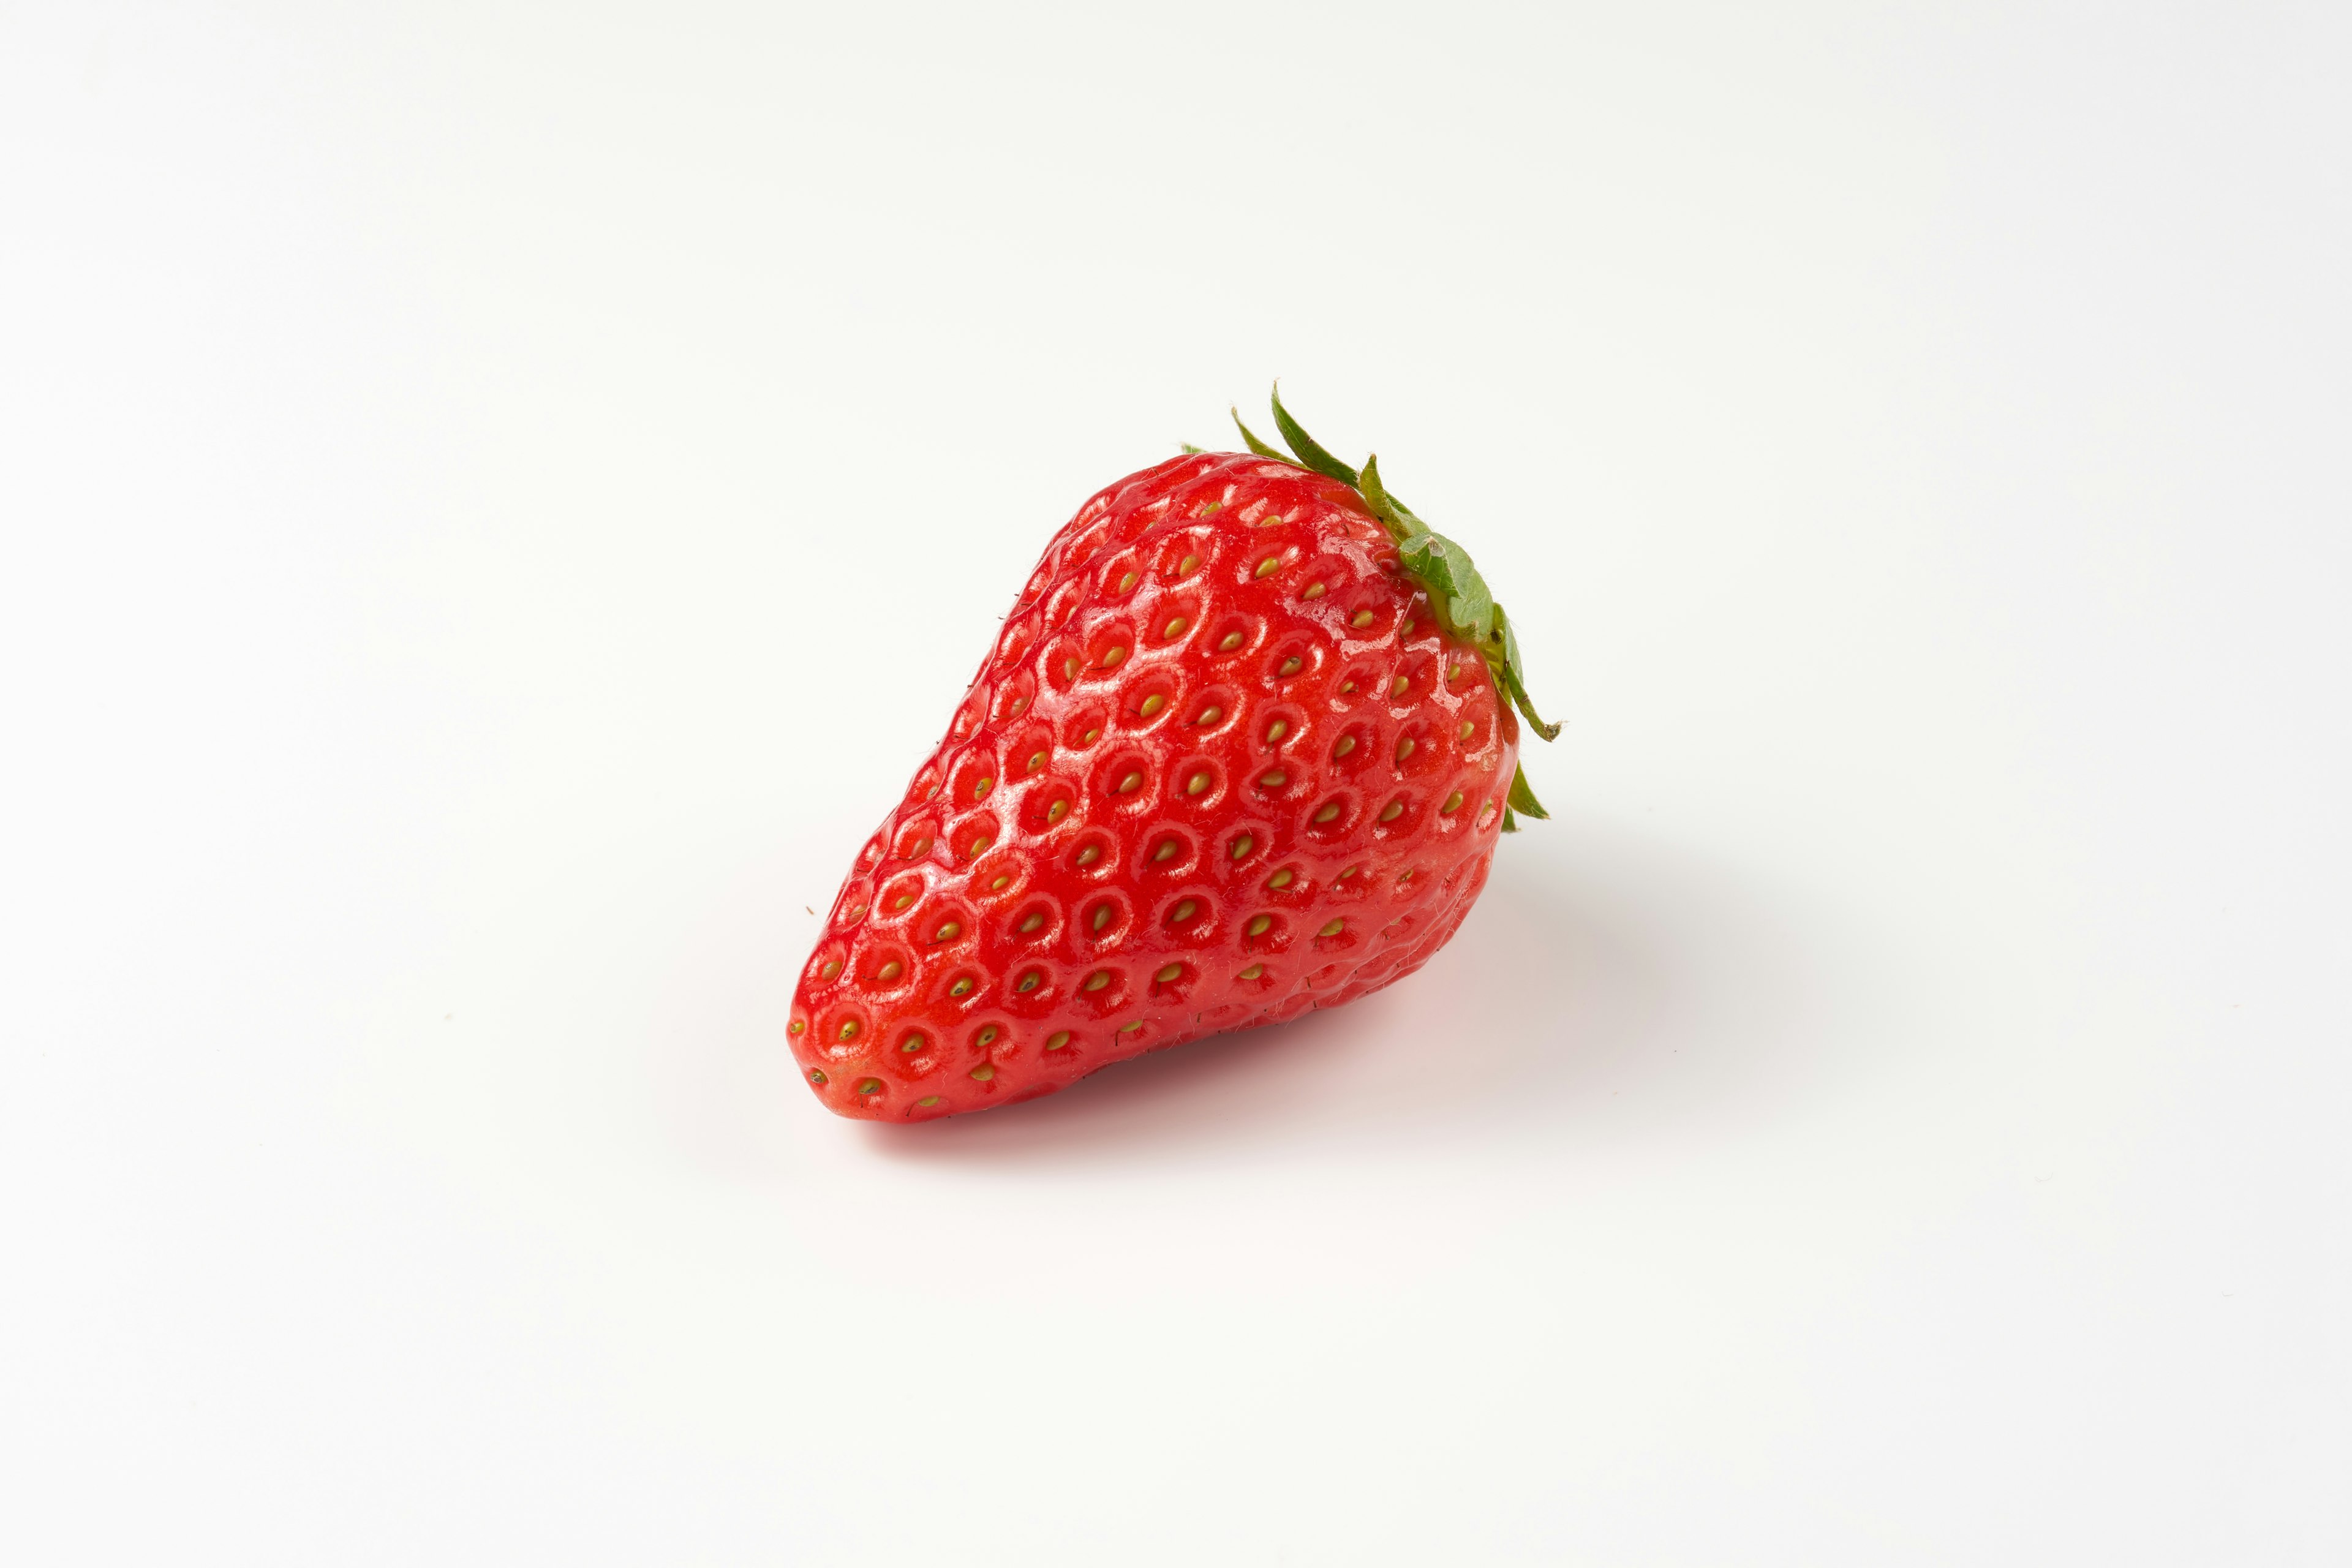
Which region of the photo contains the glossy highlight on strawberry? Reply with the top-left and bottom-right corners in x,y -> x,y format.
788,393 -> 1558,1120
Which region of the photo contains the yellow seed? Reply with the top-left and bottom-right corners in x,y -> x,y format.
1017,971 -> 1041,992
911,837 -> 932,857
1218,631 -> 1244,652
1447,664 -> 1460,682
974,776 -> 994,797
1046,1031 -> 1071,1050
1334,736 -> 1355,758
1103,646 -> 1127,667
1401,619 -> 1415,638
1179,554 -> 1200,575
1116,771 -> 1142,793
990,874 -> 1011,891
1008,695 -> 1027,714
1152,840 -> 1178,862
878,960 -> 902,981
1163,617 -> 1188,638
1139,693 -> 1166,718
1186,772 -> 1209,794
1459,720 -> 1474,741
1019,913 -> 1042,933
843,904 -> 865,922
977,1026 -> 998,1046
891,893 -> 911,911
1156,963 -> 1182,984
1320,919 -> 1344,938
1259,770 -> 1287,788
1442,790 -> 1464,813
1268,869 -> 1294,889
947,978 -> 970,997
1082,727 -> 1100,744
1230,834 -> 1253,859
1302,582 -> 1325,600
1339,865 -> 1359,880
900,1033 -> 924,1053
1076,844 -> 1101,866
1266,719 -> 1288,742
1390,675 -> 1409,697
1084,971 -> 1110,991
839,1020 -> 859,1041
807,1068 -> 824,1083
1396,737 -> 1416,763
1313,802 -> 1341,823
970,1064 -> 995,1081
1280,657 -> 1302,677
821,959 -> 842,979
1047,799 -> 1068,822
1196,705 -> 1223,726
855,1078 -> 881,1094
918,1095 -> 940,1106
1239,965 -> 1264,981
1092,904 -> 1112,930
1172,899 -> 1197,922
969,837 -> 990,856
1120,1021 -> 1145,1034
1063,657 -> 1079,679
936,921 -> 961,940
1380,800 -> 1403,822
1351,609 -> 1374,628
1339,680 -> 1355,694
1247,915 -> 1271,936
1118,571 -> 1136,592
790,1019 -> 807,1035
1028,751 -> 1046,772
1255,555 -> 1280,578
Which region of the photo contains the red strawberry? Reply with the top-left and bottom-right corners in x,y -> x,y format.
789,391 -> 1559,1120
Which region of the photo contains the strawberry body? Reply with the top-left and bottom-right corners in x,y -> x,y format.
790,444 -> 1531,1121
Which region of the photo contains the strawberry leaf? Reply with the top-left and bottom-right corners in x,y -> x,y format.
1268,383 -> 1360,487
1231,409 -> 1291,462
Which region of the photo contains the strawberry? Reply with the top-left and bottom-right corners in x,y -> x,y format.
788,390 -> 1559,1120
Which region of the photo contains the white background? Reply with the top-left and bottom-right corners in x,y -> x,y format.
4,2 -> 2347,1562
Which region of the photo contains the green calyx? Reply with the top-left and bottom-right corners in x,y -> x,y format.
1222,385 -> 1560,830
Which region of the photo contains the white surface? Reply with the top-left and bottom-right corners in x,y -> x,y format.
5,2 -> 2348,1562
